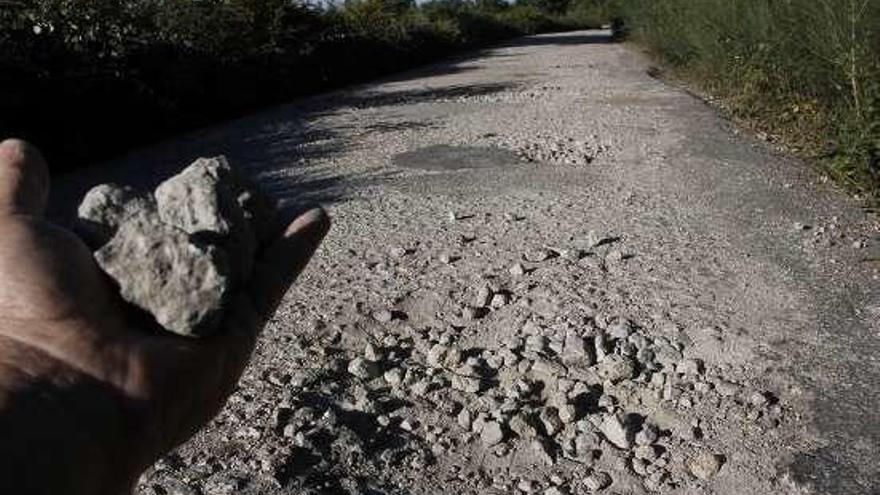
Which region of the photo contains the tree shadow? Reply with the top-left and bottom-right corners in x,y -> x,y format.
314,81 -> 519,111
502,31 -> 613,48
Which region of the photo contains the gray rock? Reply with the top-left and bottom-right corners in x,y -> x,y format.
383,368 -> 403,387
526,334 -> 550,354
558,404 -> 578,424
373,309 -> 394,323
688,451 -> 725,480
481,421 -> 505,446
676,358 -> 704,376
82,156 -> 277,338
475,285 -> 494,307
561,332 -> 595,367
155,157 -> 260,282
607,319 -> 633,340
575,432 -> 599,457
532,438 -> 556,465
77,184 -> 157,248
364,343 -> 383,362
635,423 -> 659,446
598,414 -> 632,449
95,214 -> 229,337
427,344 -> 449,367
597,355 -> 637,383
540,407 -> 563,436
491,292 -> 510,308
583,471 -> 612,491
348,357 -> 381,380
452,375 -> 482,393
457,408 -> 473,430
510,413 -> 540,439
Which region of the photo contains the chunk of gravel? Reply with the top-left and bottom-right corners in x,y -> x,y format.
688,451 -> 725,480
348,357 -> 381,380
78,156 -> 276,337
94,213 -> 230,336
598,414 -> 632,449
583,471 -> 612,491
481,420 -> 505,447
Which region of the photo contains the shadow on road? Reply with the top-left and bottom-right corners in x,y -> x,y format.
504,31 -> 613,48
48,31 -> 601,223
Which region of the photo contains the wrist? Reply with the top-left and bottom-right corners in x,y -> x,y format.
0,336 -> 139,495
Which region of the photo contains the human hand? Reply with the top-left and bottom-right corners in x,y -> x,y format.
0,139 -> 329,494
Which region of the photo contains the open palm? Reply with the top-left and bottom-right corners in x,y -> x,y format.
0,139 -> 329,494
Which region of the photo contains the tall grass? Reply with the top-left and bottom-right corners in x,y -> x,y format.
616,0 -> 880,196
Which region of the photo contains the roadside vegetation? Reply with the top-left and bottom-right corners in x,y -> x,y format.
614,0 -> 880,198
0,0 -> 610,172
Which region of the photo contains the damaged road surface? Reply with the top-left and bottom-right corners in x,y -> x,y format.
52,30 -> 880,495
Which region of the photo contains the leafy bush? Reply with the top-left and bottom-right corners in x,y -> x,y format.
0,0 -> 604,171
616,0 -> 880,196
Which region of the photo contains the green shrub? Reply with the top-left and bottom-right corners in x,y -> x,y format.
616,0 -> 880,196
0,0 -> 602,171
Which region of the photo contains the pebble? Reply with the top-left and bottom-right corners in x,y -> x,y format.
749,391 -> 770,407
635,423 -> 659,446
383,368 -> 403,386
373,309 -> 394,323
676,358 -> 704,376
597,355 -> 637,383
607,319 -> 633,339
347,357 -> 381,379
452,375 -> 482,393
491,293 -> 511,308
525,249 -> 552,262
475,285 -> 494,307
458,408 -> 473,430
544,487 -> 568,495
540,407 -> 564,436
561,332 -> 594,367
714,380 -> 740,397
509,263 -> 527,276
509,413 -> 540,439
633,445 -> 659,461
532,439 -> 556,465
583,471 -> 612,491
688,451 -> 725,480
518,479 -> 539,493
481,421 -> 505,447
598,414 -> 632,449
364,343 -> 383,362
558,404 -> 578,424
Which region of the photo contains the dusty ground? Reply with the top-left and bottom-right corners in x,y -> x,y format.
52,30 -> 880,495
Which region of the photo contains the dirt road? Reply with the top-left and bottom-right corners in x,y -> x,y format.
53,30 -> 879,495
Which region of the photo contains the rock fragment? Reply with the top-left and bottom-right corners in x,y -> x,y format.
155,157 -> 264,282
635,423 -> 659,446
598,414 -> 632,449
77,183 -> 156,247
348,357 -> 381,380
481,421 -> 505,447
94,215 -> 229,337
561,332 -> 594,367
584,471 -> 612,491
688,451 -> 725,480
475,285 -> 494,307
597,355 -> 637,383
80,156 -> 274,337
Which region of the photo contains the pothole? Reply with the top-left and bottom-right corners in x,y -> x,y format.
393,145 -> 521,171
